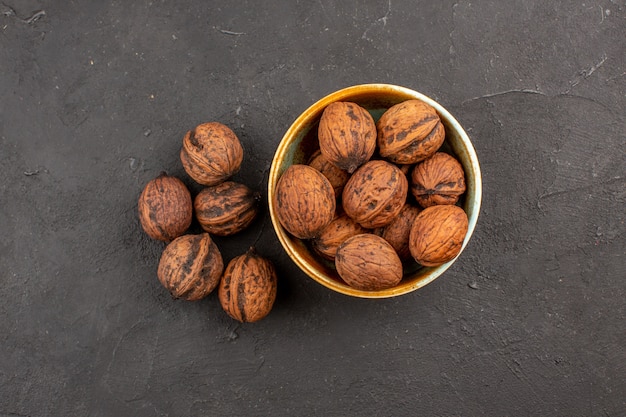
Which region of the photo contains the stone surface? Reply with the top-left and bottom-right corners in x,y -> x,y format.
0,1 -> 624,416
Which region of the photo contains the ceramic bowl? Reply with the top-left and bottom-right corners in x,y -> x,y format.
268,84 -> 482,298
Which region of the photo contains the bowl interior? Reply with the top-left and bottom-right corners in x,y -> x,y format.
269,84 -> 482,298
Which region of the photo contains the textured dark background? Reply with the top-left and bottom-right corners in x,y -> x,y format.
1,1 -> 625,416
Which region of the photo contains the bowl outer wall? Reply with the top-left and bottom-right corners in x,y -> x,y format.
268,84 -> 482,298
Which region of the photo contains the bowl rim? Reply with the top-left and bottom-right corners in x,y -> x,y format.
268,83 -> 482,298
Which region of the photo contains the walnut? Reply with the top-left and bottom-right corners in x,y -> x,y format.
219,247 -> 277,323
138,172 -> 192,241
307,149 -> 350,198
312,212 -> 367,261
157,233 -> 224,300
411,152 -> 466,208
409,205 -> 469,267
318,101 -> 377,173
194,181 -> 260,236
376,204 -> 422,260
377,99 -> 445,164
180,122 -> 244,186
335,234 -> 403,291
397,163 -> 413,176
273,164 -> 336,239
342,160 -> 408,228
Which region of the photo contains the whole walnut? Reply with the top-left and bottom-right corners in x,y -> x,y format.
180,122 -> 244,186
409,205 -> 468,267
335,234 -> 403,291
312,212 -> 367,261
219,248 -> 277,323
318,101 -> 377,173
377,99 -> 445,164
376,204 -> 422,260
273,164 -> 336,239
194,181 -> 260,236
138,173 -> 192,241
307,149 -> 350,198
157,233 -> 224,300
342,160 -> 408,229
411,152 -> 466,208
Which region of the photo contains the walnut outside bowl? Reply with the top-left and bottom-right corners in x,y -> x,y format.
268,84 -> 482,298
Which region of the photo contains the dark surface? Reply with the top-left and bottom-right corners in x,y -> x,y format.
1,1 -> 624,416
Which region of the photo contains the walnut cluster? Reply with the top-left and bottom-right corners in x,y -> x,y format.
138,122 -> 276,323
274,99 -> 470,292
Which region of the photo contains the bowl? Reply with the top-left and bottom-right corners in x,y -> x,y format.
268,84 -> 482,298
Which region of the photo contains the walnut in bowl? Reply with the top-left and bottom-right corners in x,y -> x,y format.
268,84 -> 482,298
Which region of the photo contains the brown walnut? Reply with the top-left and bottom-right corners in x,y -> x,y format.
397,163 -> 413,176
312,212 -> 367,261
157,233 -> 224,300
335,234 -> 403,291
307,149 -> 350,198
318,101 -> 377,173
409,205 -> 469,267
138,173 -> 192,242
377,99 -> 445,164
274,164 -> 336,239
342,160 -> 408,229
194,181 -> 260,236
376,204 -> 422,260
219,248 -> 277,323
180,122 -> 244,186
411,152 -> 466,208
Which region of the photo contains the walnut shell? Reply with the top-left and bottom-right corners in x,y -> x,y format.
411,152 -> 466,208
318,102 -> 377,173
409,205 -> 469,267
397,163 -> 413,176
312,213 -> 367,261
157,233 -> 224,300
342,160 -> 408,229
219,248 -> 277,323
307,149 -> 350,198
194,181 -> 260,236
274,164 -> 336,239
377,100 -> 445,164
335,234 -> 403,291
138,173 -> 192,241
376,204 -> 422,260
180,122 -> 244,186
